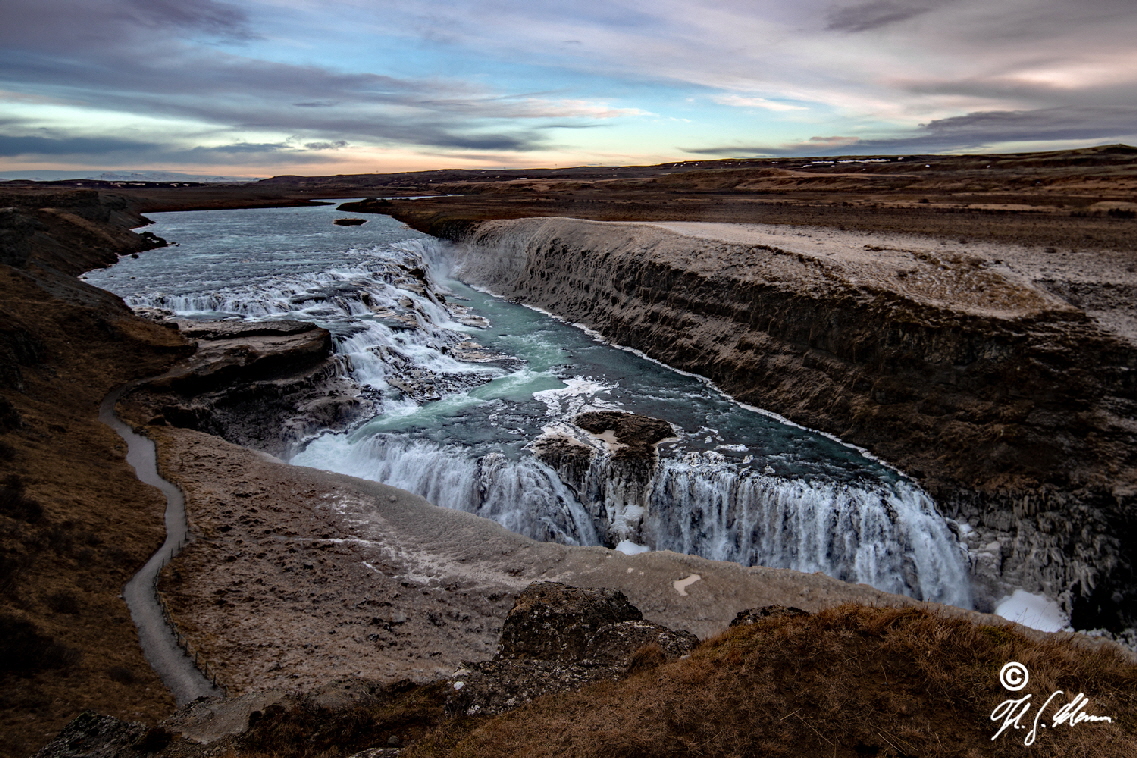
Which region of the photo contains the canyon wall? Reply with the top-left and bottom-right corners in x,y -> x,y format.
409,216 -> 1136,631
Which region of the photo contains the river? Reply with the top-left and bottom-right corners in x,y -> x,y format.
84,202 -> 972,609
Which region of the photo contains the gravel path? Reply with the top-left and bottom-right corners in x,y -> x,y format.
100,383 -> 222,705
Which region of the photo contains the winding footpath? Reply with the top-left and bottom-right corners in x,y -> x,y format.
100,382 -> 221,705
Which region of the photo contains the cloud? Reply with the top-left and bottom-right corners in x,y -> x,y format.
0,0 -> 253,48
0,127 -> 341,165
0,134 -> 158,157
685,105 -> 1137,156
0,0 -> 646,159
825,1 -> 937,33
4,1 -> 1137,169
906,106 -> 1137,147
712,94 -> 807,112
303,140 -> 348,150
117,0 -> 251,39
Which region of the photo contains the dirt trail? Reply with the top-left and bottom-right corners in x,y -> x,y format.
100,384 -> 221,704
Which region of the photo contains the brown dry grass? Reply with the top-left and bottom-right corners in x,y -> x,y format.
0,261 -> 189,757
407,605 -> 1137,758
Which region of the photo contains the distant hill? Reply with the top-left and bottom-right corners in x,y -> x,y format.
0,170 -> 260,183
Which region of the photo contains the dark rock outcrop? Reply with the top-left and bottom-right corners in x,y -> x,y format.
123,319 -> 369,457
447,582 -> 697,716
336,198 -> 392,214
496,581 -> 644,661
574,410 -> 673,460
730,605 -> 811,626
31,711 -> 156,758
333,218 -> 368,226
532,411 -> 676,547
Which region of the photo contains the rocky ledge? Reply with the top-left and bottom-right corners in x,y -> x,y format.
122,318 -> 370,457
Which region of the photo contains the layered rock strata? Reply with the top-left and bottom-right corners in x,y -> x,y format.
425,216 -> 1136,631
122,319 -> 368,457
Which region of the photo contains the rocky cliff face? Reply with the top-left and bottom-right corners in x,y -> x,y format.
121,319 -> 370,458
532,411 -> 675,547
424,216 -> 1136,632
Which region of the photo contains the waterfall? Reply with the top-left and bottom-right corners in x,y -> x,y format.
648,456 -> 971,606
87,209 -> 973,610
291,433 -> 601,547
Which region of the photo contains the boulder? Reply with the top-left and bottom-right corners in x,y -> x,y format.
448,582 -> 698,716
573,410 -> 674,460
32,711 -> 163,758
496,582 -> 642,662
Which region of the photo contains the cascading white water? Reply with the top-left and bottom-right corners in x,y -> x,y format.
85,205 -> 973,609
647,455 -> 971,606
292,434 -> 600,546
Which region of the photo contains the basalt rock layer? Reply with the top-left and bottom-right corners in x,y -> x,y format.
401,215 -> 1137,631
121,319 -> 369,458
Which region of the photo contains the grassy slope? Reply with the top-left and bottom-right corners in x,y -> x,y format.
418,606 -> 1136,758
210,605 -> 1137,758
0,192 -> 190,757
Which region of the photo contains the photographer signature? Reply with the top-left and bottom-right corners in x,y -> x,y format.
991,662 -> 1113,746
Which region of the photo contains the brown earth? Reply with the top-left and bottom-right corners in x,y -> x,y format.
0,190 -> 190,757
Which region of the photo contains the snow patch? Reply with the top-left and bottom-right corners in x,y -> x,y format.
673,573 -> 702,596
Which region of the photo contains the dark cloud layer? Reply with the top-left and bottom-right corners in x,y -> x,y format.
686,105 -> 1137,157
0,134 -> 157,157
825,0 -> 936,33
0,130 -> 335,165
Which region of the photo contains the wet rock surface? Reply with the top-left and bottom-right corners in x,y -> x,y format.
573,411 -> 674,460
337,198 -> 393,213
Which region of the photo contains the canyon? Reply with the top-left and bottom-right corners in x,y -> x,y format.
383,209 -> 1137,635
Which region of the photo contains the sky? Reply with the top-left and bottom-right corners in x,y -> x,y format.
1,0 -> 1136,178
